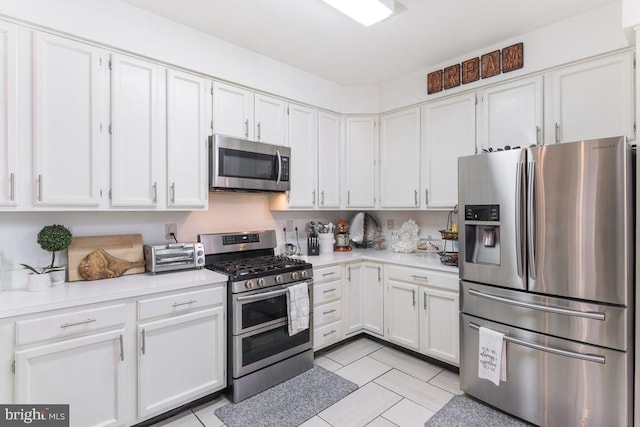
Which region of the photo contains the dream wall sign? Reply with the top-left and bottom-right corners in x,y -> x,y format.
427,42 -> 523,94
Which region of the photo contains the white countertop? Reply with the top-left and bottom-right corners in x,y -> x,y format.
300,248 -> 459,274
0,269 -> 228,319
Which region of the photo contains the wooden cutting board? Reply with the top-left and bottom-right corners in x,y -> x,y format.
68,234 -> 145,282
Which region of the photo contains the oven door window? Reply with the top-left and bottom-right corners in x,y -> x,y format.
219,148 -> 278,181
242,323 -> 310,367
241,293 -> 287,330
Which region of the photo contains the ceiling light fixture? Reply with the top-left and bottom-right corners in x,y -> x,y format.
322,0 -> 395,26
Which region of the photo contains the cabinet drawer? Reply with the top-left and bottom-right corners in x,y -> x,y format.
386,265 -> 458,291
15,304 -> 127,346
313,300 -> 342,327
314,320 -> 343,350
138,286 -> 225,320
313,280 -> 342,306
313,264 -> 342,284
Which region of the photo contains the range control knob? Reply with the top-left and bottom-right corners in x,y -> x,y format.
257,278 -> 266,287
291,271 -> 299,281
245,280 -> 255,289
275,275 -> 283,284
300,270 -> 309,279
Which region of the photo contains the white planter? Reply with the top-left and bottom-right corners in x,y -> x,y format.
27,273 -> 51,292
49,267 -> 66,285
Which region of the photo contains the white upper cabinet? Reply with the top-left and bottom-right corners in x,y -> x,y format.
33,32 -> 106,206
287,103 -> 318,208
379,107 -> 421,208
254,93 -> 287,145
422,93 -> 476,209
110,54 -> 164,207
212,82 -> 287,145
317,111 -> 341,208
0,21 -> 18,206
477,75 -> 543,150
344,116 -> 377,208
545,51 -> 635,144
166,69 -> 210,209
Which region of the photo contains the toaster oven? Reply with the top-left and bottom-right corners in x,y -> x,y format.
143,243 -> 205,273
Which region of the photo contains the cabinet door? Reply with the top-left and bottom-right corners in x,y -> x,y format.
422,93 -> 476,208
166,69 -> 210,209
111,54 -> 163,207
15,329 -> 126,427
478,76 -> 543,150
545,52 -> 635,143
386,280 -> 420,351
213,82 -> 253,140
138,307 -> 225,418
380,107 -> 421,208
419,288 -> 459,365
0,21 -> 18,206
344,263 -> 363,334
317,111 -> 341,208
345,116 -> 377,208
33,32 -> 105,206
287,103 -> 317,208
361,262 -> 384,336
254,94 -> 287,145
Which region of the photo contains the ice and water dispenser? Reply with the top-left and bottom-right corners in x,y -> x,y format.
464,204 -> 500,266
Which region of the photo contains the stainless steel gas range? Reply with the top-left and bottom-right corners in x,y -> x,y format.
198,230 -> 314,403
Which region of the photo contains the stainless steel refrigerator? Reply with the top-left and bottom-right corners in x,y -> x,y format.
458,136 -> 634,427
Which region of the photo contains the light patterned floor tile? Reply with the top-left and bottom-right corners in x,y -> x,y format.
323,337 -> 384,365
191,394 -> 230,427
299,415 -> 333,426
151,411 -> 203,427
374,369 -> 454,412
382,398 -> 436,427
335,355 -> 392,386
314,355 -> 343,372
428,368 -> 463,395
369,347 -> 442,382
366,416 -> 399,426
319,382 -> 402,427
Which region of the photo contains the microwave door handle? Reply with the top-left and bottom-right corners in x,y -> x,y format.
276,150 -> 282,185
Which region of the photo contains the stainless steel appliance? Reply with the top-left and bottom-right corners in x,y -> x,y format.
458,136 -> 634,427
198,230 -> 314,403
143,243 -> 205,273
209,134 -> 290,192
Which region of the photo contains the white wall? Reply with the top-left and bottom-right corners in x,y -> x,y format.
378,2 -> 631,112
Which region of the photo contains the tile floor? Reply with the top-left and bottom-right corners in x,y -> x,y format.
151,337 -> 462,427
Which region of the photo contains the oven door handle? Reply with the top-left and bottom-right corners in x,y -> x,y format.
236,288 -> 289,302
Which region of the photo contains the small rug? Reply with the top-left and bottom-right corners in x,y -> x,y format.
425,395 -> 533,427
214,366 -> 358,427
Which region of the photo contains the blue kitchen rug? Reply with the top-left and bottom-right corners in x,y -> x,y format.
425,395 -> 534,427
214,366 -> 358,427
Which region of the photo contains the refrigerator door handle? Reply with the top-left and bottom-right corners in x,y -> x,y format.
515,161 -> 524,278
468,322 -> 605,364
527,160 -> 537,279
468,288 -> 606,321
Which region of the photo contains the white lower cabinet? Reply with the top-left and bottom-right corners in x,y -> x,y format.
344,261 -> 384,337
136,286 -> 226,419
385,265 -> 459,365
14,304 -> 128,427
313,264 -> 344,350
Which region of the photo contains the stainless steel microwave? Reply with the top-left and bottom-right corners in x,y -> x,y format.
209,134 -> 291,192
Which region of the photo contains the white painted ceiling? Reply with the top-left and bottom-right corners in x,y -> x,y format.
121,0 -> 617,85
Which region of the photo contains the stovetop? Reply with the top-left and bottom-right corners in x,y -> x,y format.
206,254 -> 311,280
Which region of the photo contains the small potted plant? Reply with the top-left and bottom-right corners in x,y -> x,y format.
21,224 -> 73,287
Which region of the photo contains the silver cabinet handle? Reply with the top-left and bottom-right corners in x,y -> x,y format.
312,189 -> 316,205
257,121 -> 261,140
323,309 -> 337,315
141,329 -> 146,355
347,266 -> 351,281
468,322 -> 605,364
411,275 -> 428,281
171,182 -> 176,204
321,190 -> 325,206
244,119 -> 249,138
9,172 -> 15,201
425,189 -> 429,206
152,182 -> 157,204
468,289 -> 605,321
412,289 -> 416,306
322,272 -> 336,277
322,288 -> 336,294
414,190 -> 418,206
377,266 -> 381,281
60,318 -> 96,328
535,126 -> 541,145
119,334 -> 124,361
37,174 -> 42,201
347,190 -> 350,206
172,299 -> 197,308
554,122 -> 560,143
323,329 -> 337,337
423,291 -> 427,310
